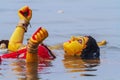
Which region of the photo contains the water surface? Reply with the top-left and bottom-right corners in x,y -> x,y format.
0,0 -> 120,80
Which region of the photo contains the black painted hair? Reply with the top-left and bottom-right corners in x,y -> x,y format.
80,36 -> 100,59
0,40 -> 9,48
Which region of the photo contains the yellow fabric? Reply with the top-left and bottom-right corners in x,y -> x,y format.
63,36 -> 89,56
8,26 -> 25,51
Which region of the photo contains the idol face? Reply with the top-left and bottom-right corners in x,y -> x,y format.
63,36 -> 88,56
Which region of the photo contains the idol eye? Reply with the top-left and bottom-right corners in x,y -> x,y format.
78,39 -> 82,44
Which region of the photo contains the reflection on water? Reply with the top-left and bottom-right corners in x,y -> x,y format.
10,60 -> 39,80
3,55 -> 100,79
10,59 -> 53,80
63,56 -> 100,76
26,62 -> 38,80
11,60 -> 26,79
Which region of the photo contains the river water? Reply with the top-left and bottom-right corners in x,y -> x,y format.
0,0 -> 120,80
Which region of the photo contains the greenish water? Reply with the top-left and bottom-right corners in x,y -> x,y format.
0,0 -> 120,80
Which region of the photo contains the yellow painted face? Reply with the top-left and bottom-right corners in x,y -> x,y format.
63,36 -> 89,56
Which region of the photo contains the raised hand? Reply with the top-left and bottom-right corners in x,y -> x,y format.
18,6 -> 32,23
30,27 -> 48,44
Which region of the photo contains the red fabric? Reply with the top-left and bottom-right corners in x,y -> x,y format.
0,56 -> 1,62
38,46 -> 52,59
2,48 -> 27,58
1,45 -> 54,60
